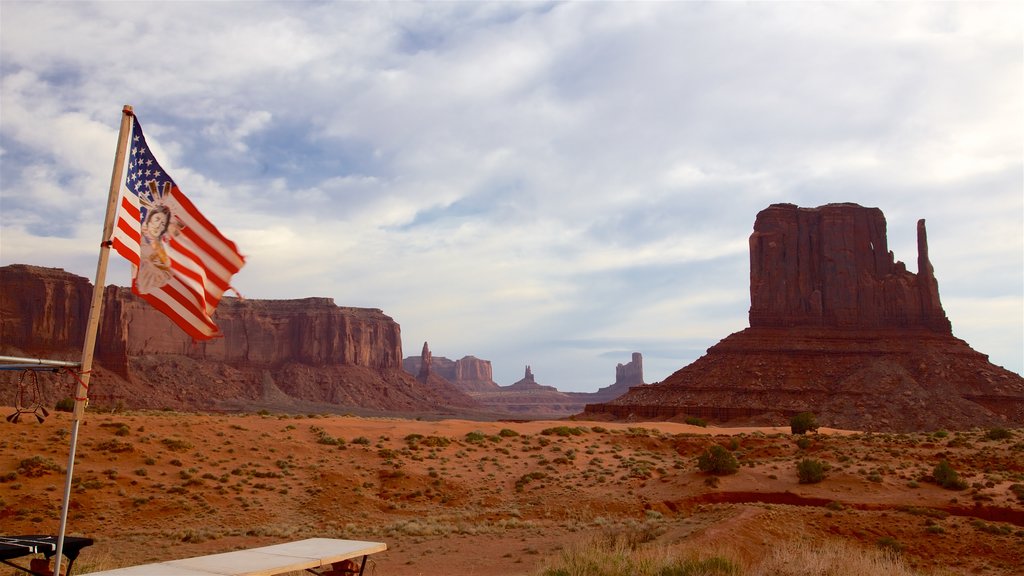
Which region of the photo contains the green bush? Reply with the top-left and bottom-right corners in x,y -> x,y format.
797,458 -> 826,484
54,397 -> 75,412
876,536 -> 902,554
1010,483 -> 1024,502
697,445 -> 738,476
932,459 -> 968,490
790,412 -> 818,435
684,415 -> 707,427
160,438 -> 193,452
515,471 -> 547,491
17,456 -> 62,478
542,426 -> 587,437
985,427 -> 1012,441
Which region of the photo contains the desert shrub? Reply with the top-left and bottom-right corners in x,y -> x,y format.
932,460 -> 968,490
898,506 -> 948,519
795,436 -> 812,450
309,424 -> 342,446
752,539 -> 921,576
540,531 -> 740,576
797,458 -> 826,484
658,557 -> 739,576
498,428 -> 520,437
790,412 -> 818,435
17,456 -> 61,478
160,438 -> 192,452
515,471 -> 547,491
99,422 -> 131,437
95,439 -> 134,453
541,426 -> 586,437
421,435 -> 451,447
465,431 -> 487,443
1009,483 -> 1024,502
985,427 -> 1012,441
697,445 -> 738,476
351,436 -> 371,445
683,416 -> 707,427
54,397 -> 75,412
876,536 -> 902,554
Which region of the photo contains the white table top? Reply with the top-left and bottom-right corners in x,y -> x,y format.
86,538 -> 387,576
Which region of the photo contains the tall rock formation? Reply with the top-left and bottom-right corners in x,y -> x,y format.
1,265 -> 476,413
748,203 -> 950,331
452,356 -> 497,392
417,342 -> 432,382
616,353 -> 645,387
586,203 -> 1024,432
403,352 -> 499,393
579,352 -> 646,404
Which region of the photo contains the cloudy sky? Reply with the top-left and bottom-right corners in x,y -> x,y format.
2,2 -> 1021,391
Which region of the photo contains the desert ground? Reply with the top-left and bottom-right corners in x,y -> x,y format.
1,409 -> 1022,575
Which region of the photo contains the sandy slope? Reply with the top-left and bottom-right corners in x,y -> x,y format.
1,409 -> 1022,575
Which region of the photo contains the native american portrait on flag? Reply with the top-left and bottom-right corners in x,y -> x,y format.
111,115 -> 244,340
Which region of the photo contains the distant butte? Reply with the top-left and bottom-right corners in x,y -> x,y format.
585,202 -> 1024,432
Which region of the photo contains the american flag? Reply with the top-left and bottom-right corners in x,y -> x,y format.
110,115 -> 244,340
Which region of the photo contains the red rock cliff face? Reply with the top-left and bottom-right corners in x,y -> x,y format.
453,356 -> 497,391
98,289 -> 403,375
0,265 -> 91,358
1,265 -> 475,413
587,203 -> 1023,432
404,350 -> 499,393
749,203 -> 950,331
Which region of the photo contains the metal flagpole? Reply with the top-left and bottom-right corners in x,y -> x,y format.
53,104 -> 134,576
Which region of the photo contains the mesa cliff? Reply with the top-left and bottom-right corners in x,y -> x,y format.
585,203 -> 1024,432
0,264 -> 476,414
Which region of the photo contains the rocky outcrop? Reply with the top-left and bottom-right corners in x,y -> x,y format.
749,203 -> 950,331
578,352 -> 645,404
0,265 -> 91,360
453,356 -> 496,392
616,353 -> 645,387
586,203 -> 1024,432
403,350 -> 499,393
1,265 -> 476,414
416,342 -> 432,381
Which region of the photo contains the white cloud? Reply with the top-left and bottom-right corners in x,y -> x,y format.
1,1 -> 1020,389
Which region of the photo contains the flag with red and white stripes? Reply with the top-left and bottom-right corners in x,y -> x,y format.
110,115 -> 244,340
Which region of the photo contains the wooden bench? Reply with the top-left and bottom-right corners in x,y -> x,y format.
85,538 -> 387,576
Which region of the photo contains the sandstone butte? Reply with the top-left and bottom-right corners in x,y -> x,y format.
585,202 -> 1024,432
